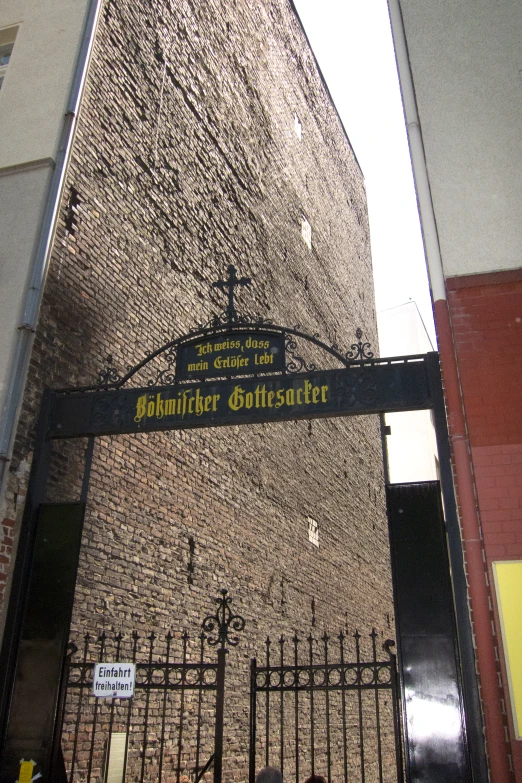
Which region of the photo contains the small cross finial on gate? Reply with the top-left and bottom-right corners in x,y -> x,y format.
212,265 -> 251,324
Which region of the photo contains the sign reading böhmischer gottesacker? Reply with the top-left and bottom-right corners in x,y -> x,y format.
47,362 -> 431,439
177,330 -> 284,380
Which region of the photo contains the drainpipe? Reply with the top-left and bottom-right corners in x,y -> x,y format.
386,2 -> 509,782
0,0 -> 103,497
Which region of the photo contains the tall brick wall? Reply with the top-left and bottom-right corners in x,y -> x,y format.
447,270 -> 522,776
2,0 -> 393,777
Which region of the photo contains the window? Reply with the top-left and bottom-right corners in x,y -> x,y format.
307,516 -> 319,547
294,112 -> 302,141
301,216 -> 312,249
0,27 -> 18,91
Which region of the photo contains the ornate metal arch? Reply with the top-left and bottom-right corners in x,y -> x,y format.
87,322 -> 374,393
54,265 -> 375,393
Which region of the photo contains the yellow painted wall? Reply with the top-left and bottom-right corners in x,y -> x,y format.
493,561 -> 522,739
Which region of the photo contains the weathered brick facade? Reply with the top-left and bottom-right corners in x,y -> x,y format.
2,0 -> 393,776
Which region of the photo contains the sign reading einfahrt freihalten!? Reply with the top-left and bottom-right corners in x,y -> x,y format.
92,663 -> 136,698
177,330 -> 284,380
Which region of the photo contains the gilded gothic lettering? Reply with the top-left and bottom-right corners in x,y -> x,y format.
133,380 -> 329,424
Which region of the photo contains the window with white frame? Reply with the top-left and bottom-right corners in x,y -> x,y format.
307,516 -> 319,547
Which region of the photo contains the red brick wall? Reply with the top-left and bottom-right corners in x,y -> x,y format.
447,272 -> 522,448
447,270 -> 522,776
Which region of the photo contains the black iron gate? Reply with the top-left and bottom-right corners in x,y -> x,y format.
249,631 -> 404,783
52,590 -> 245,783
55,632 -> 217,783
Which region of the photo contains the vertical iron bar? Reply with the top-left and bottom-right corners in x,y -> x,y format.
387,643 -> 405,783
80,436 -> 95,504
371,631 -> 384,783
293,635 -> 299,783
265,637 -> 270,768
279,636 -> 284,776
195,633 -> 205,781
87,633 -> 106,783
308,635 -> 315,778
339,632 -> 348,783
49,640 -> 77,779
140,633 -> 155,783
323,634 -> 331,783
70,634 -> 91,783
103,633 -> 122,783
354,631 -> 365,783
249,658 -> 257,783
176,632 -> 189,782
122,631 -> 139,783
158,631 -> 172,783
379,413 -> 391,485
213,647 -> 226,783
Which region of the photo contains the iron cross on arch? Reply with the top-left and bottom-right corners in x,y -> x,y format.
212,264 -> 251,323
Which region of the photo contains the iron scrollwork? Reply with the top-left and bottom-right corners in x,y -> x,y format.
147,344 -> 178,387
91,393 -> 136,429
345,328 -> 374,361
202,589 -> 245,650
89,272 -> 375,392
285,331 -> 317,374
96,355 -> 123,387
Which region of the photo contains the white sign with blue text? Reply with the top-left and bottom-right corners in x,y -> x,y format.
92,663 -> 136,699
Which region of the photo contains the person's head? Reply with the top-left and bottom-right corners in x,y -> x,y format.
304,777 -> 326,783
255,767 -> 283,783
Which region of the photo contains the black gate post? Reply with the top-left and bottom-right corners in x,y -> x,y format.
426,352 -> 489,782
213,647 -> 226,783
249,658 -> 257,783
202,590 -> 245,783
0,390 -> 54,772
384,640 -> 405,783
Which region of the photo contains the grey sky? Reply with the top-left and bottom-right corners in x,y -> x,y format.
293,0 -> 437,346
